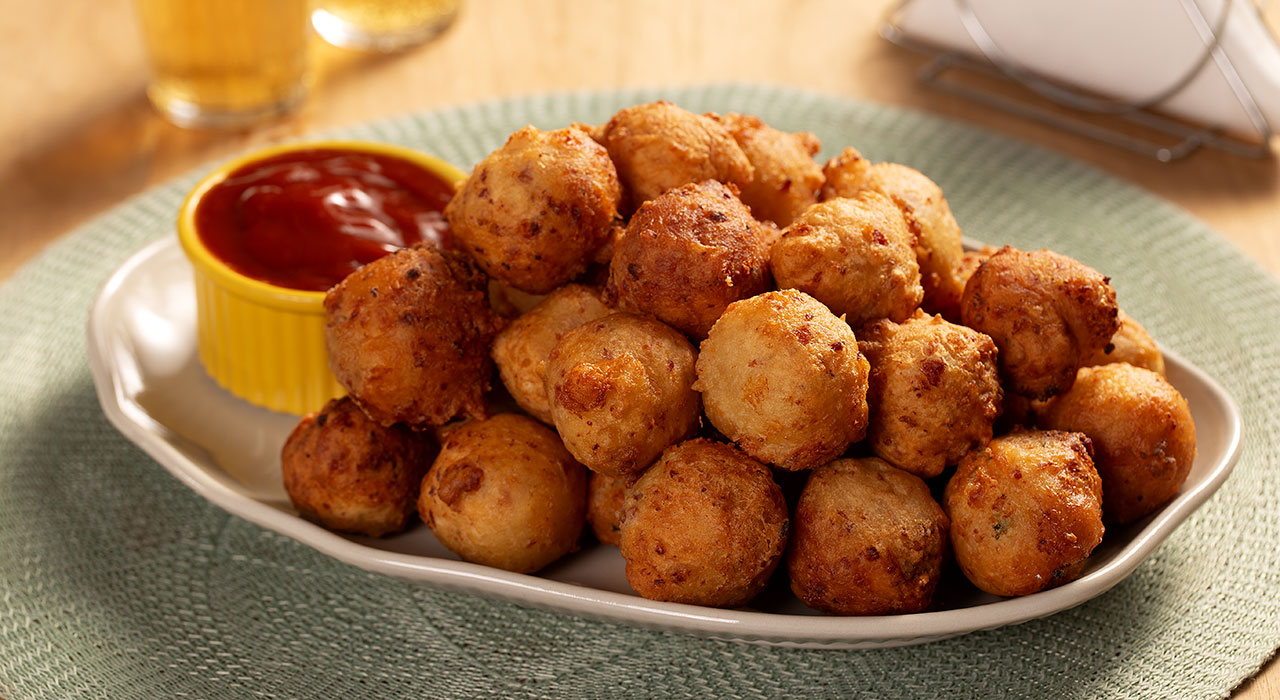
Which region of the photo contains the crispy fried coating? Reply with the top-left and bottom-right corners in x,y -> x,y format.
545,313 -> 701,477
960,246 -> 1119,399
1082,309 -> 1166,375
586,471 -> 628,547
956,245 -> 1000,291
859,311 -> 1002,478
445,125 -> 621,293
1036,364 -> 1195,523
325,246 -> 501,428
599,101 -> 754,210
418,414 -> 586,573
961,247 -> 1040,437
605,180 -> 773,338
711,112 -> 823,227
788,457 -> 949,615
770,192 -> 923,329
695,290 -> 871,471
282,397 -> 435,537
620,439 -> 788,607
943,429 -> 1104,597
822,147 -> 966,319
491,284 -> 612,424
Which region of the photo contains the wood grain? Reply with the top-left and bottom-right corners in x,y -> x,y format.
0,1 -> 1275,697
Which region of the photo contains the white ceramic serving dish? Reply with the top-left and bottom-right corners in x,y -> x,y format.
87,237 -> 1242,649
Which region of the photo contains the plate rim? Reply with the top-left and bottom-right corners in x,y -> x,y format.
86,236 -> 1244,649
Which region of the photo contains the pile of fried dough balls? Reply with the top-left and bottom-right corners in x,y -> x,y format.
281,101 -> 1197,613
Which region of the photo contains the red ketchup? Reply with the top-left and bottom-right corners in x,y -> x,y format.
194,148 -> 456,292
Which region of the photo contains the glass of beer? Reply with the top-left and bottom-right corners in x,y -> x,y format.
311,0 -> 462,53
135,0 -> 311,128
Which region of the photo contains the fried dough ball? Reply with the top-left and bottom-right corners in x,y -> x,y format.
599,101 -> 754,210
282,397 -> 435,537
788,458 -> 949,615
822,147 -> 966,319
770,192 -> 923,329
961,247 -> 1119,399
620,439 -> 788,607
711,112 -> 823,227
943,429 -> 1104,597
325,246 -> 501,428
491,284 -> 612,424
960,248 -> 1037,438
1082,309 -> 1166,375
545,313 -> 701,478
605,180 -> 773,338
418,414 -> 587,573
695,290 -> 871,471
956,244 -> 1000,290
858,311 -> 1002,478
444,125 -> 621,293
1036,364 -> 1195,523
586,471 -> 628,547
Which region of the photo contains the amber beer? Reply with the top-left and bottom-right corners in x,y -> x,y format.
135,0 -> 310,127
311,0 -> 461,52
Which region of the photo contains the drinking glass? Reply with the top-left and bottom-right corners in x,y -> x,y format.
135,0 -> 311,128
311,0 -> 461,53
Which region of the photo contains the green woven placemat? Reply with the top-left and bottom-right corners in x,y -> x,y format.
2,84 -> 1277,699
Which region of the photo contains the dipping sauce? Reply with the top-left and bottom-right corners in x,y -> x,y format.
194,148 -> 456,291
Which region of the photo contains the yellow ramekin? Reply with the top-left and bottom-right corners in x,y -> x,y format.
177,140 -> 466,415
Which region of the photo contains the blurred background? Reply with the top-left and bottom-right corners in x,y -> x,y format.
2,0 -> 1277,280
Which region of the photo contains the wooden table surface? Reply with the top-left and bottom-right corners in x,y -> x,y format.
0,1 -> 1275,697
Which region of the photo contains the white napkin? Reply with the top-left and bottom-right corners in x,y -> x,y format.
889,0 -> 1280,138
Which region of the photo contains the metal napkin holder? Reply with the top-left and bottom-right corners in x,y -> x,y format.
880,0 -> 1275,161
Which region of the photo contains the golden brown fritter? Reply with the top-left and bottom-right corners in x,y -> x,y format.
586,471 -> 628,547
961,246 -> 1119,400
605,180 -> 773,338
491,284 -> 612,424
599,101 -> 754,210
943,429 -> 1104,597
956,244 -> 1001,292
445,125 -> 621,293
822,147 -> 966,319
545,313 -> 701,478
325,246 -> 501,428
418,414 -> 587,573
695,290 -> 871,471
1036,364 -> 1195,523
787,457 -> 949,615
282,397 -> 435,537
1081,309 -> 1166,376
770,192 -> 923,329
711,112 -> 823,227
859,311 -> 1002,478
620,439 -> 788,607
